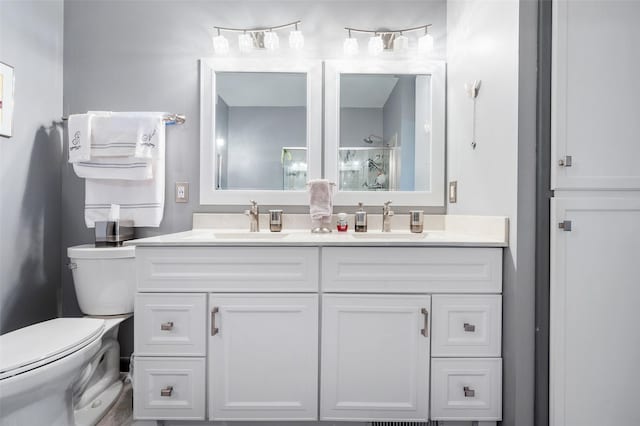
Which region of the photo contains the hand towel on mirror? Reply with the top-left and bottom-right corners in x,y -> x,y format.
308,179 -> 334,221
67,114 -> 92,162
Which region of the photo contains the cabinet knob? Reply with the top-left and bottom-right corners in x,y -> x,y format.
463,322 -> 476,332
160,321 -> 174,331
558,155 -> 572,167
160,386 -> 174,397
463,386 -> 475,397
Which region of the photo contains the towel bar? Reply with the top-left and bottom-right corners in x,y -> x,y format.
60,113 -> 186,125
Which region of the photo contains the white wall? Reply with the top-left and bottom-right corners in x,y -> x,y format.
0,0 -> 64,334
446,1 -> 536,425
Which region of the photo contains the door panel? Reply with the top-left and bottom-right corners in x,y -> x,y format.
208,294 -> 318,420
321,294 -> 430,421
550,198 -> 640,425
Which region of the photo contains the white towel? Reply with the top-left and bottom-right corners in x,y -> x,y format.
308,179 -> 333,222
67,114 -> 92,163
84,124 -> 165,227
90,112 -> 164,159
72,157 -> 153,181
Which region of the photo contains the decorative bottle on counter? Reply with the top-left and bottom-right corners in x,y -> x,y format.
354,203 -> 367,232
337,212 -> 348,232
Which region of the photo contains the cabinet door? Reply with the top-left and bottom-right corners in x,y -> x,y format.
208,294 -> 318,421
550,198 -> 640,426
321,294 -> 431,421
552,1 -> 640,190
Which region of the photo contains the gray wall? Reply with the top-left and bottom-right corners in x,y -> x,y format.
226,106 -> 306,190
0,0 -> 64,334
340,108 -> 383,147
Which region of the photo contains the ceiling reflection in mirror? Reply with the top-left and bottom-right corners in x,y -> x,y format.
215,72 -> 307,191
339,74 -> 431,192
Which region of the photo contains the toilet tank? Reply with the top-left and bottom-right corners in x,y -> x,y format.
67,245 -> 135,315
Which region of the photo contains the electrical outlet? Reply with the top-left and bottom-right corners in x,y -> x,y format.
175,182 -> 189,203
448,181 -> 458,203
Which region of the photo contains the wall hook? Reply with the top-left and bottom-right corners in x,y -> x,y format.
464,80 -> 481,149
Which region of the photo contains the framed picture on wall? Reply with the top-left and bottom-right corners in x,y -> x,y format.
0,61 -> 15,138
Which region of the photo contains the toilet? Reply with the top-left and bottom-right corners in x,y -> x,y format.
0,244 -> 135,426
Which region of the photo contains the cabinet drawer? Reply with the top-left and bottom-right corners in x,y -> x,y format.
431,295 -> 501,357
322,247 -> 502,293
133,357 -> 205,420
135,293 -> 206,356
136,247 -> 319,292
431,358 -> 502,421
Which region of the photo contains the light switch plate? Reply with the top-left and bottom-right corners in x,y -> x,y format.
175,182 -> 189,203
448,181 -> 458,203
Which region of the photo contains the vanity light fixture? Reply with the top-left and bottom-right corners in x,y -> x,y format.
343,30 -> 359,56
418,27 -> 435,54
368,34 -> 384,56
212,28 -> 230,55
393,32 -> 409,52
343,24 -> 433,57
212,21 -> 302,54
288,23 -> 305,50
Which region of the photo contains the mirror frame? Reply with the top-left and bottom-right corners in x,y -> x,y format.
199,58 -> 322,205
324,59 -> 446,206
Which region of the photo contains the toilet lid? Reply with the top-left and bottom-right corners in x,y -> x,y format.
0,318 -> 105,380
68,244 -> 135,259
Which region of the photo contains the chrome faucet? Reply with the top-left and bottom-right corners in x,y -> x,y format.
245,200 -> 259,232
382,201 -> 394,232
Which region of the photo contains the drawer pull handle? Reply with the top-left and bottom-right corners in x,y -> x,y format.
463,322 -> 476,332
211,307 -> 219,336
160,386 -> 173,397
463,386 -> 475,397
160,321 -> 174,331
421,308 -> 429,337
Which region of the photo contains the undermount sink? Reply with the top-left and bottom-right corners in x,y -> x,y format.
350,232 -> 427,239
213,232 -> 289,239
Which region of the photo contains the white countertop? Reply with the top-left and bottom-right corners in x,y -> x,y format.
128,214 -> 509,248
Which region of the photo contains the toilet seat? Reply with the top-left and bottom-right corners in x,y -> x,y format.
0,318 -> 105,380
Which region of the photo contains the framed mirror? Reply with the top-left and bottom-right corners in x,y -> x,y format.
200,58 -> 322,205
325,60 -> 445,206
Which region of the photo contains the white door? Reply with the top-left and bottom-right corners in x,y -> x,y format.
552,0 -> 640,190
208,294 -> 318,421
321,294 -> 431,421
550,198 -> 640,426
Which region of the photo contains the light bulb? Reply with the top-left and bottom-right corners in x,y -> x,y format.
368,35 -> 384,56
212,34 -> 229,55
418,33 -> 434,55
264,31 -> 279,50
238,33 -> 253,53
216,138 -> 225,148
343,37 -> 359,56
289,30 -> 304,50
393,34 -> 409,52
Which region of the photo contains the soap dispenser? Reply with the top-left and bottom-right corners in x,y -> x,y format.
354,202 -> 368,232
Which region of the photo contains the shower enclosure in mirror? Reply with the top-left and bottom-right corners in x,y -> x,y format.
200,59 -> 321,205
325,60 -> 445,206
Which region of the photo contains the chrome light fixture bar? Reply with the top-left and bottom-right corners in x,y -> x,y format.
343,24 -> 433,56
212,20 -> 304,54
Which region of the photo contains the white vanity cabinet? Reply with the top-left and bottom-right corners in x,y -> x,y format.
133,244 -> 503,424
